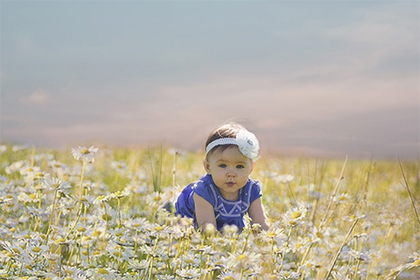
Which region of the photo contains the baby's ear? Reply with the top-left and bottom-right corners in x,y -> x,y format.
250,162 -> 256,174
203,159 -> 211,174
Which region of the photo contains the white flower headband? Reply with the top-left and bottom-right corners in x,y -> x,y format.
205,129 -> 260,161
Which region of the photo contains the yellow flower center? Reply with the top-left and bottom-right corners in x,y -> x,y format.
237,254 -> 247,261
97,268 -> 109,275
32,247 -> 42,253
291,211 -> 302,219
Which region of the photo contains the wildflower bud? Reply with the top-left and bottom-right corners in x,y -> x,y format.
114,191 -> 125,198
204,223 -> 216,235
77,227 -> 86,232
154,225 -> 164,231
113,251 -> 122,258
54,238 -> 66,244
82,236 -> 92,242
102,213 -> 112,221
223,224 -> 239,234
266,231 -> 277,238
252,223 -> 262,231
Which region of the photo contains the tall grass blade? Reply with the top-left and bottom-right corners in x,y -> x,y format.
398,158 -> 420,226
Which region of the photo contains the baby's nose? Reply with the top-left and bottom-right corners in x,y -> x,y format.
227,169 -> 237,177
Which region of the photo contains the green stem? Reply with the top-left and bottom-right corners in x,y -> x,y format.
45,189 -> 59,243
270,237 -> 276,272
147,256 -> 154,280
353,259 -> 361,280
80,160 -> 88,223
241,228 -> 251,254
117,198 -> 122,227
65,202 -> 83,239
398,159 -> 420,226
80,160 -> 86,192
299,243 -> 315,280
279,227 -> 293,272
320,156 -> 348,230
325,218 -> 359,280
37,188 -> 42,209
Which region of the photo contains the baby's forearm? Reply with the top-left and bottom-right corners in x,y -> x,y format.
252,220 -> 269,231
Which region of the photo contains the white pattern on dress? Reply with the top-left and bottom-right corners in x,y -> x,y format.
210,181 -> 254,218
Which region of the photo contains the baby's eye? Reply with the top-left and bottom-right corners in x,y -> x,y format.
219,164 -> 227,168
236,165 -> 245,169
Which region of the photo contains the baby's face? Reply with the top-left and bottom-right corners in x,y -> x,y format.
203,146 -> 254,201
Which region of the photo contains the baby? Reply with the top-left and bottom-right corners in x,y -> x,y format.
175,122 -> 269,231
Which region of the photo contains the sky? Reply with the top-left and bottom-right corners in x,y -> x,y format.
1,0 -> 419,159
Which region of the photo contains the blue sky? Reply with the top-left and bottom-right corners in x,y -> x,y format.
1,0 -> 419,159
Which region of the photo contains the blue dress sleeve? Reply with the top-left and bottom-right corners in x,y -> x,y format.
194,176 -> 217,207
249,180 -> 263,203
175,175 -> 216,219
175,183 -> 196,218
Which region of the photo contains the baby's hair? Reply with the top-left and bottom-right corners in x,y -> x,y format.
205,122 -> 246,159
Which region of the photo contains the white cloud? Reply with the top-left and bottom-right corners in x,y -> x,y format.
20,89 -> 51,105
323,2 -> 419,69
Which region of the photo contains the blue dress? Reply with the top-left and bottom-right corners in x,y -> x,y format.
175,174 -> 262,231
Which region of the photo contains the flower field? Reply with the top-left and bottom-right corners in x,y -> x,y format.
0,144 -> 419,279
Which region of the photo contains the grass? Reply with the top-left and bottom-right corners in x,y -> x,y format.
0,144 -> 418,279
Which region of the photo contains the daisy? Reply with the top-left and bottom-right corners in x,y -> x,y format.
44,177 -> 71,193
128,259 -> 150,271
275,174 -> 295,184
0,145 -> 7,154
111,161 -> 128,174
71,146 -> 99,163
175,267 -> 202,279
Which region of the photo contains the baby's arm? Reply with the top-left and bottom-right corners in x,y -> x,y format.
193,193 -> 217,229
248,197 -> 269,231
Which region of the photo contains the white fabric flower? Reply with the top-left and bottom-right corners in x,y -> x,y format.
235,129 -> 260,161
205,129 -> 260,161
